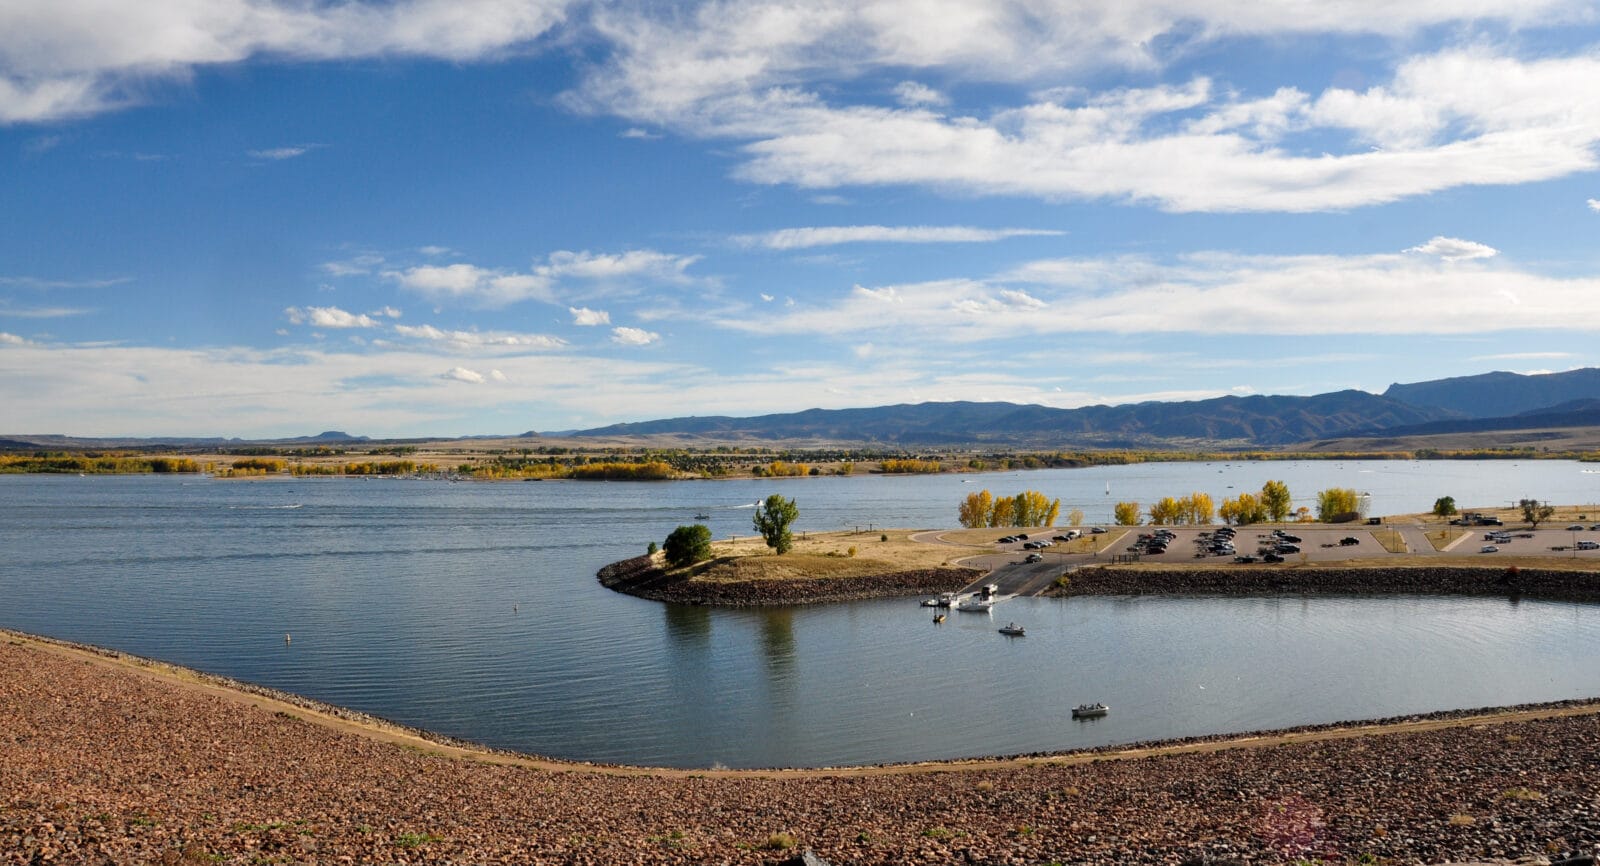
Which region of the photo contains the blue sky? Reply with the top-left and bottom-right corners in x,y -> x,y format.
4,1 -> 1600,438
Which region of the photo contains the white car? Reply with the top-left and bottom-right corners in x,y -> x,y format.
1480,545 -> 1499,553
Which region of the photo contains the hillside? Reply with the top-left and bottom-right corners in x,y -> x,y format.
1383,368 -> 1600,418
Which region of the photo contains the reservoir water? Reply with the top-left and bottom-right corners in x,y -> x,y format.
2,461 -> 1599,768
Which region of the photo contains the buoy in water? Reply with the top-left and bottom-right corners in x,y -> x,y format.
284,633 -> 291,644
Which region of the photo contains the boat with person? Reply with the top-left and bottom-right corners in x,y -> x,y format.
1071,703 -> 1109,718
998,622 -> 1025,636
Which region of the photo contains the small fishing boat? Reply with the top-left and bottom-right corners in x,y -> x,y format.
694,512 -> 710,520
998,622 -> 1025,636
1071,703 -> 1109,719
933,613 -> 945,624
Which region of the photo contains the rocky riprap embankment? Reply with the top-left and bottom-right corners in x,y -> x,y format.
4,636 -> 1600,865
597,554 -> 982,606
1048,565 -> 1600,601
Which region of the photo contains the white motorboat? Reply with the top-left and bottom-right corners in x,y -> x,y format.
998,622 -> 1025,636
1071,703 -> 1109,718
956,596 -> 994,612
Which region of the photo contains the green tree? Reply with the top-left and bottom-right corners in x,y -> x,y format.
1432,496 -> 1457,518
753,494 -> 800,554
1316,487 -> 1362,522
1260,480 -> 1292,523
1518,498 -> 1555,528
1113,501 -> 1142,526
663,524 -> 712,568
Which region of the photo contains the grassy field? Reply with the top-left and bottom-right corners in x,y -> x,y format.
677,529 -> 988,583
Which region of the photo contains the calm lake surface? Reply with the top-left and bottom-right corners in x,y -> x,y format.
3,461 -> 1600,768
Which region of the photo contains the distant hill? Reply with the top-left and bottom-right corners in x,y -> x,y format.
1383,369 -> 1600,419
0,431 -> 370,450
1347,398 -> 1600,439
564,390 -> 1454,447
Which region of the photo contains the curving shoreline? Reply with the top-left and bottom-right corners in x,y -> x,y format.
4,628 -> 1599,863
597,553 -> 983,606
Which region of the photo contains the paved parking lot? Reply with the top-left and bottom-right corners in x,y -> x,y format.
962,523 -> 1600,570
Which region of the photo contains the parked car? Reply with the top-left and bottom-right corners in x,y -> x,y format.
1339,537 -> 1360,546
997,536 -> 1017,544
1274,543 -> 1300,554
1090,527 -> 1107,534
1568,525 -> 1587,532
1016,534 -> 1029,540
1262,553 -> 1285,563
1233,555 -> 1257,564
1576,540 -> 1599,551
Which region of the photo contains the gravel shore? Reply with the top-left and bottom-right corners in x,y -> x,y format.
4,632 -> 1598,865
1049,565 -> 1600,602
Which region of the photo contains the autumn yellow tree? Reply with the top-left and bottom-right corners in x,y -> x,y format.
958,490 -> 994,528
1316,487 -> 1361,522
1067,508 -> 1084,527
1113,501 -> 1142,525
1187,491 -> 1215,524
1011,490 -> 1061,527
1148,496 -> 1181,525
990,496 -> 1016,527
1260,480 -> 1292,522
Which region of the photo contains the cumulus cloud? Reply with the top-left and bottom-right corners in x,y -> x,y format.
393,323 -> 565,350
1588,199 -> 1600,212
284,305 -> 379,328
1405,236 -> 1498,261
569,306 -> 610,325
893,81 -> 947,107
375,306 -> 402,318
733,225 -> 1063,250
441,366 -> 486,384
386,249 -> 699,307
0,331 -> 27,345
0,0 -> 572,123
611,326 -> 659,346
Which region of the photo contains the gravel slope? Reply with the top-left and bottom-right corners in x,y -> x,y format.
3,634 -> 1597,865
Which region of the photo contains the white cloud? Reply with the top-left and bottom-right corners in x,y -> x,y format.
1404,236 -> 1498,261
0,331 -> 27,345
320,254 -> 385,277
393,323 -> 565,350
893,81 -> 947,107
0,0 -> 572,123
1588,199 -> 1600,212
1468,352 -> 1577,361
619,127 -> 660,139
489,368 -> 507,382
733,225 -> 1063,250
760,293 -> 775,302
611,326 -> 659,346
387,263 -> 553,306
569,306 -> 610,325
374,306 -> 402,318
714,246 -> 1600,340
247,144 -> 319,160
284,305 -> 379,328
441,366 -> 486,384
386,249 -> 699,307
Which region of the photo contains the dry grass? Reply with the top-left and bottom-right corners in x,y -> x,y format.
687,530 -> 987,582
1423,528 -> 1468,551
1371,528 -> 1408,553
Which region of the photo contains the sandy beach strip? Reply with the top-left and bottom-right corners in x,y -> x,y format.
3,628 -> 1598,864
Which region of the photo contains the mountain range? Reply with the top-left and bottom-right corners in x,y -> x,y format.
8,370 -> 1600,451
553,368 -> 1600,448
